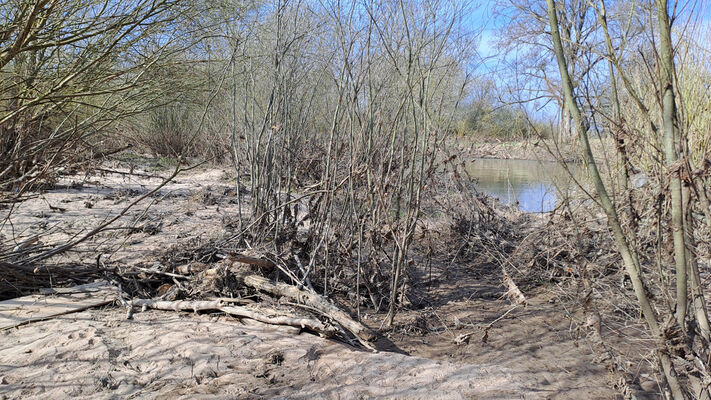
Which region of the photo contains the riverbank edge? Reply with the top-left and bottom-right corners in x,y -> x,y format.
451,137 -> 614,163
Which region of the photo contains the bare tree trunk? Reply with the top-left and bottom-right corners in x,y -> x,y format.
655,0 -> 688,330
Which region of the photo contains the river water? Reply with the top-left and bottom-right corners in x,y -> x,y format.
466,158 -> 581,213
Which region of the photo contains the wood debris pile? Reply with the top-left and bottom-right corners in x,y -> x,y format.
107,243 -> 377,350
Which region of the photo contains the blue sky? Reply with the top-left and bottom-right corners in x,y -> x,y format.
466,0 -> 711,66
461,0 -> 711,120
466,0 -> 498,67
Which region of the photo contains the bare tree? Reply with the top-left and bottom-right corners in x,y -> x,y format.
0,0 -> 202,194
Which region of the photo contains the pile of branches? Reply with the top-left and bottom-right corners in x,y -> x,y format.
213,209 -> 398,315
105,239 -> 377,350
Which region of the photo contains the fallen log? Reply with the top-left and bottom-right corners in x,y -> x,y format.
242,274 -> 375,349
129,299 -> 336,337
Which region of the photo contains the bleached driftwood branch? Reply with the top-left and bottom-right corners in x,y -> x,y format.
242,275 -> 376,350
128,299 -> 336,337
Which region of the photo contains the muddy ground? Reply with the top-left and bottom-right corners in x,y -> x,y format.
0,161 -> 645,399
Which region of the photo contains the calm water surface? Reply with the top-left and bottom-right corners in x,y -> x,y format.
466,158 -> 581,213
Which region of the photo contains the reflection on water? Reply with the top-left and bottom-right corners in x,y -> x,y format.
465,158 -> 581,213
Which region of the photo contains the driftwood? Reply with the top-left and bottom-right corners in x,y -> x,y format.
502,266 -> 527,305
118,260 -> 376,349
242,274 -> 375,349
129,299 -> 336,337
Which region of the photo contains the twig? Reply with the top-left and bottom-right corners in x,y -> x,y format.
455,305 -> 519,345
130,265 -> 190,280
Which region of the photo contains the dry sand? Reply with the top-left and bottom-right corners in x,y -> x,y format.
1,308 -> 524,399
